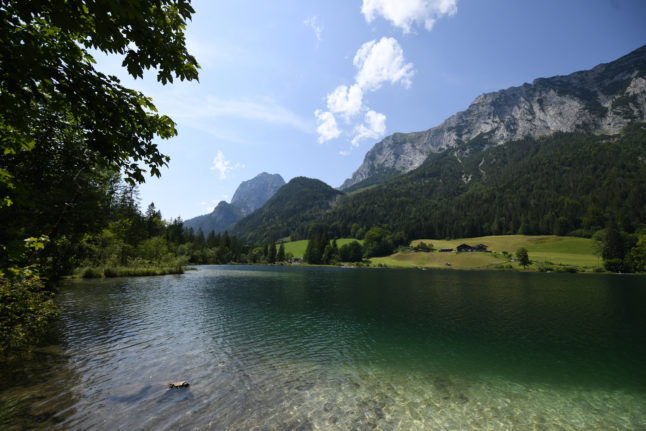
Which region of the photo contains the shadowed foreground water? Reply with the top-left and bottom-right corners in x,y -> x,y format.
2,266 -> 645,430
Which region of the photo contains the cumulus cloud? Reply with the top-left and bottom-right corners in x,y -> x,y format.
315,109 -> 341,144
361,0 -> 458,33
303,16 -> 323,41
210,151 -> 244,179
314,37 -> 414,146
351,110 -> 387,147
315,37 -> 412,146
326,84 -> 364,119
354,37 -> 414,91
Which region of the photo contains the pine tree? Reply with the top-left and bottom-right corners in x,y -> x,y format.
268,243 -> 277,264
277,243 -> 286,262
206,231 -> 217,248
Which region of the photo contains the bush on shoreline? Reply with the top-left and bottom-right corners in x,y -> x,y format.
0,277 -> 59,357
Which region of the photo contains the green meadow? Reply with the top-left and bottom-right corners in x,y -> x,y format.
377,235 -> 601,272
284,235 -> 600,272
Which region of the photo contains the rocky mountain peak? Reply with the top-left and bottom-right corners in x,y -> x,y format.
230,172 -> 286,216
341,44 -> 646,190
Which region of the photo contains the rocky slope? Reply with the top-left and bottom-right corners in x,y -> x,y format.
184,172 -> 285,235
341,44 -> 646,190
231,172 -> 285,216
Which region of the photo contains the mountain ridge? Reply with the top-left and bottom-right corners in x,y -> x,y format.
340,44 -> 646,190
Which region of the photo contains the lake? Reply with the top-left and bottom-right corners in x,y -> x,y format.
2,266 -> 645,430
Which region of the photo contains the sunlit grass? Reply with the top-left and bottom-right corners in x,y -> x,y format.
77,265 -> 184,278
371,249 -> 502,270
383,235 -> 601,271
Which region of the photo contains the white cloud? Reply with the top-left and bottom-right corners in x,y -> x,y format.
315,110 -> 341,144
314,38 -> 413,144
354,37 -> 414,91
361,0 -> 458,33
352,110 -> 387,147
303,16 -> 323,41
210,151 -> 244,179
326,84 -> 364,118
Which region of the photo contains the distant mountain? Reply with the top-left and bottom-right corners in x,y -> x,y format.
341,44 -> 646,190
231,172 -> 286,216
231,177 -> 343,243
182,201 -> 241,235
183,172 -> 285,235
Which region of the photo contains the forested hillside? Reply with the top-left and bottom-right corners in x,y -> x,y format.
325,122 -> 646,240
232,177 -> 343,243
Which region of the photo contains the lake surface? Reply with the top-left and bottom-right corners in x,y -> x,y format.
2,266 -> 645,430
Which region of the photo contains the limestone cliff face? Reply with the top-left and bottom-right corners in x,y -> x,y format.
341,45 -> 646,190
231,172 -> 285,216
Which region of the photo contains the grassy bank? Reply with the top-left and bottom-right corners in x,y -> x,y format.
75,265 -> 184,278
372,235 -> 602,272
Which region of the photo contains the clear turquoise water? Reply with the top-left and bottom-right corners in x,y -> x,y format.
2,266 -> 645,430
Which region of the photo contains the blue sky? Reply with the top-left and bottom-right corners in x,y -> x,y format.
94,0 -> 646,221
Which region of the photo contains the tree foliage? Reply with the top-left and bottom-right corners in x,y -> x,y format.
339,241 -> 363,262
0,276 -> 59,356
304,230 -> 329,265
516,247 -> 530,269
277,243 -> 286,262
0,0 -> 199,183
1,1 -> 200,278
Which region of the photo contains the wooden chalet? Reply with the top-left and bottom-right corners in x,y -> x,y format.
456,243 -> 489,253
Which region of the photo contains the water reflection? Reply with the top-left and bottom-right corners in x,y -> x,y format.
1,266 -> 645,430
